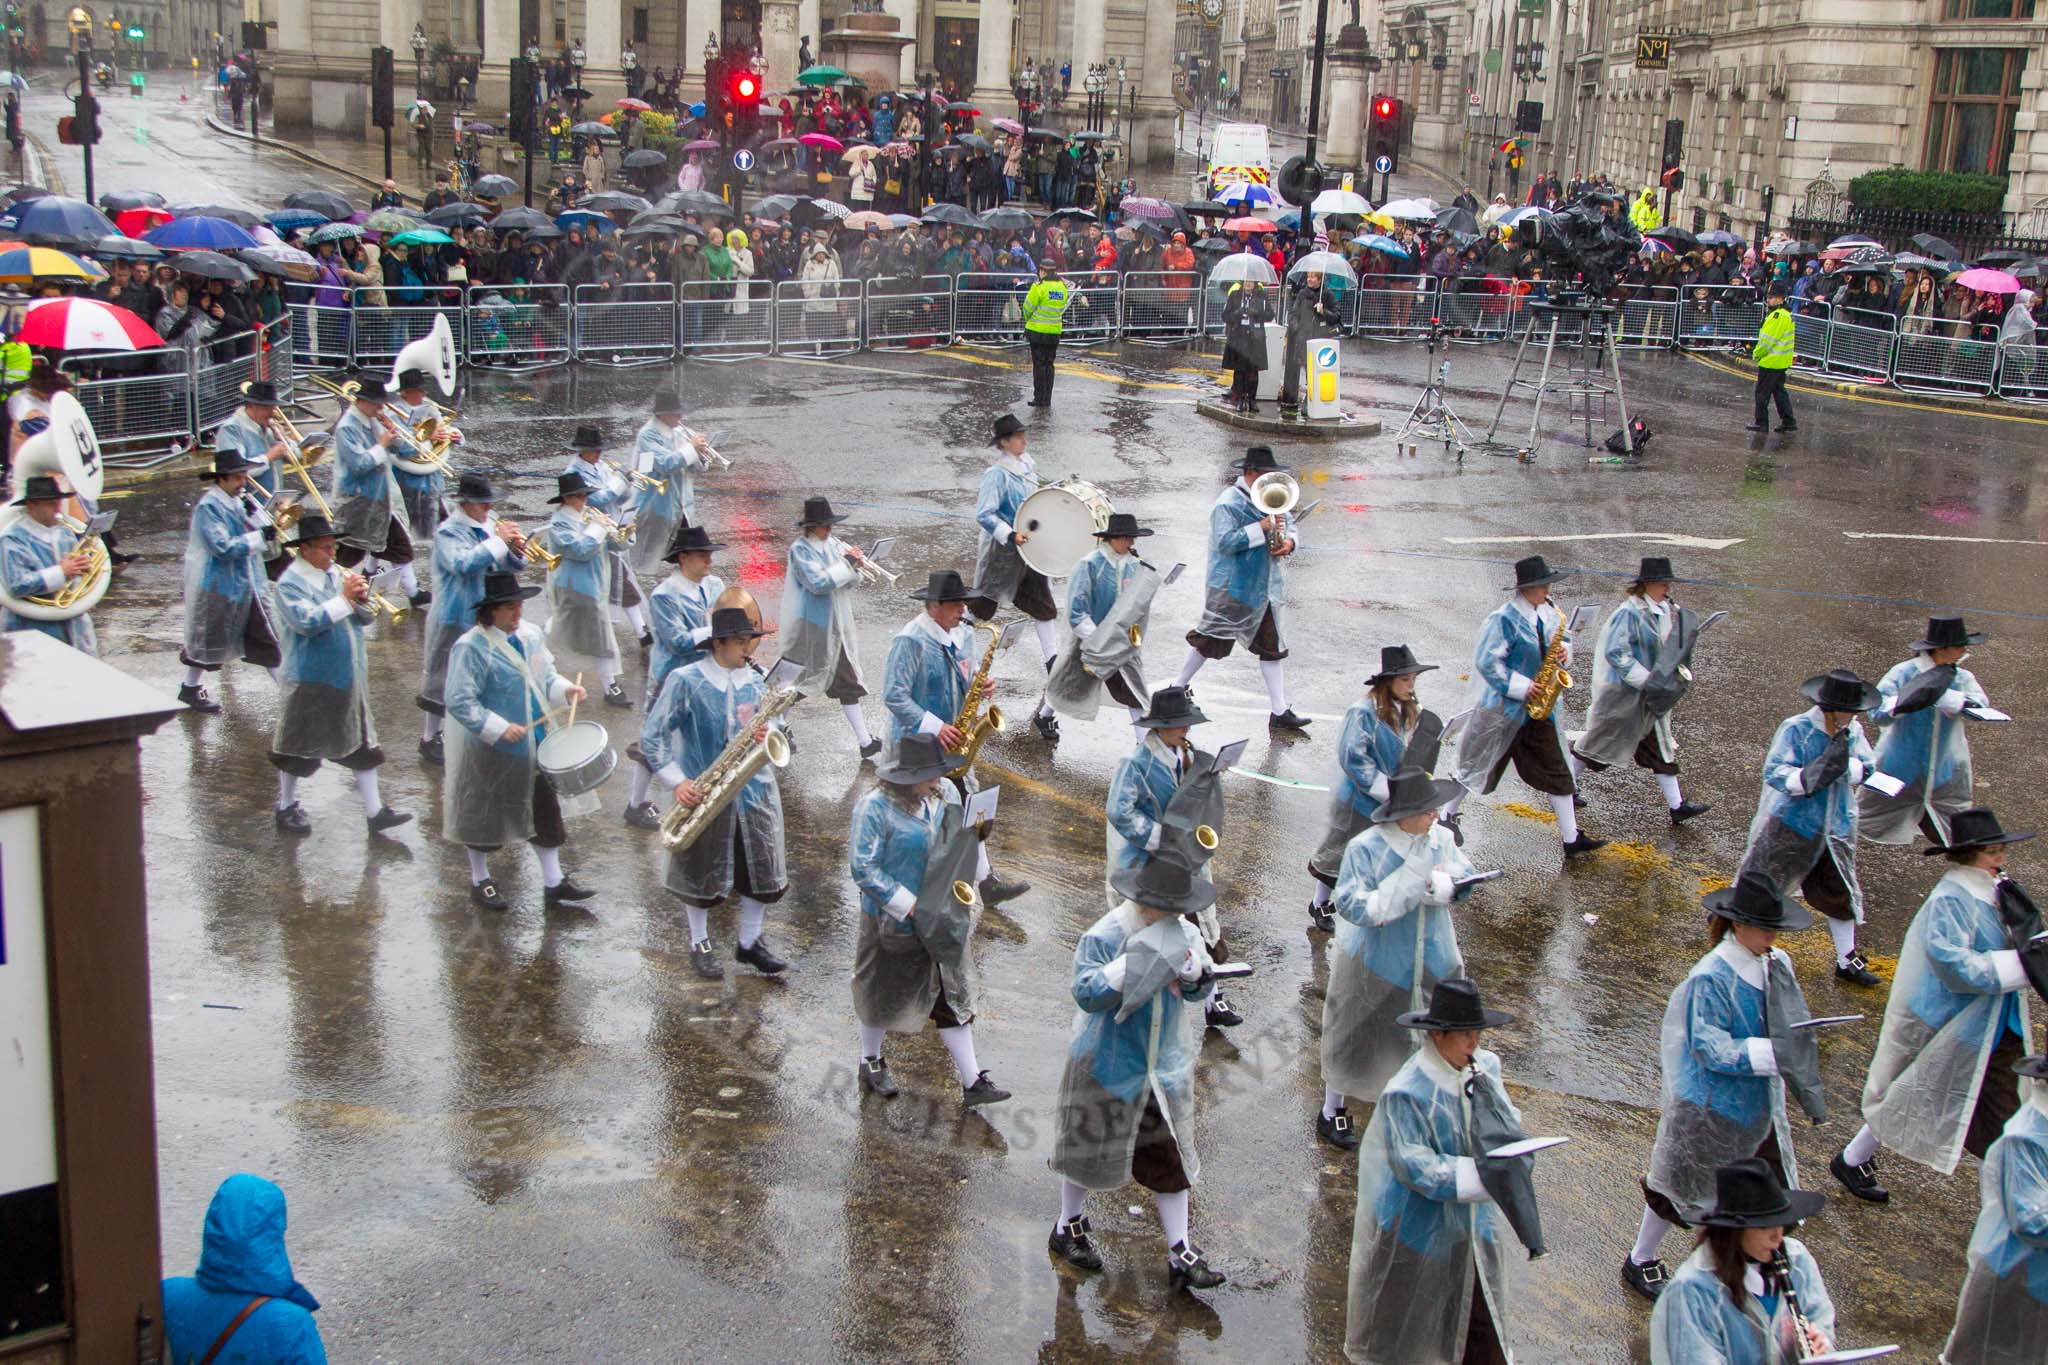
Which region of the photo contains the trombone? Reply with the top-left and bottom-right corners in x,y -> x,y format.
603,458 -> 666,495
303,372 -> 361,405
268,414 -> 334,521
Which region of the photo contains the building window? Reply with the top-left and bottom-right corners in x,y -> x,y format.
633,8 -> 649,43
1924,47 -> 2027,175
1942,0 -> 2034,17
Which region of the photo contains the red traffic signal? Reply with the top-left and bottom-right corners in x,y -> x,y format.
1373,97 -> 1395,119
730,71 -> 760,104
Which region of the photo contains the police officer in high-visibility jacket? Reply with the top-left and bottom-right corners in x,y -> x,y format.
1746,284 -> 1798,434
1021,259 -> 1069,409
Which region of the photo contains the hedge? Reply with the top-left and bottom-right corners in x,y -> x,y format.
1847,168 -> 2007,215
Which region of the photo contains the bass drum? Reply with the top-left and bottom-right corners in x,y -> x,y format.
1014,479 -> 1112,577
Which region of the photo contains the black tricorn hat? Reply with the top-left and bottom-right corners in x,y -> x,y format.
1397,976 -> 1514,1031
1913,614 -> 1987,652
1368,644 -> 1438,686
1693,1157 -> 1827,1229
1800,668 -> 1881,713
1241,444 -> 1283,472
990,412 -> 1025,444
797,495 -> 848,528
1135,685 -> 1208,730
1510,555 -> 1570,589
13,475 -> 65,504
1922,807 -> 2037,857
877,733 -> 969,784
1109,851 -> 1219,918
1701,869 -> 1813,931
286,512 -> 338,544
909,568 -> 973,603
477,569 -> 541,607
452,471 -> 496,503
708,605 -> 769,641
1371,766 -> 1463,824
545,471 -> 590,504
663,522 -> 724,560
1632,556 -> 1677,584
199,447 -> 262,479
238,378 -> 279,403
570,422 -> 604,450
1094,511 -> 1153,540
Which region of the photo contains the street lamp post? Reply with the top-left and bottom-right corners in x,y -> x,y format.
1113,56 -> 1125,140
410,22 -> 427,99
1083,62 -> 1105,135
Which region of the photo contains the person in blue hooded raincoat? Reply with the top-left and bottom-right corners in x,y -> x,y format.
1045,510 -> 1158,728
1647,1158 -> 1840,1364
1310,645 -> 1438,932
560,421 -> 650,644
326,378 -> 412,571
1320,768 -> 1477,1153
623,521 -> 725,829
267,515 -> 411,839
537,471 -> 626,700
1736,668 -> 1882,988
1048,855 -> 1228,1295
1173,445 -> 1309,731
969,413 -> 1062,740
1860,614 -> 1995,848
1831,808 -> 2038,1208
1943,1054 -> 2048,1363
1344,977 -> 1520,1365
644,605 -> 790,981
416,473 -> 524,767
781,494 -> 882,759
627,386 -> 713,576
178,447 -> 282,715
162,1173 -> 327,1364
0,475 -> 98,654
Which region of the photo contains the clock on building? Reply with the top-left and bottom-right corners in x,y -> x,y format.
1201,0 -> 1224,23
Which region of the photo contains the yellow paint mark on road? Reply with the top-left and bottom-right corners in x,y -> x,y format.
912,347 -> 1204,393
1698,873 -> 1733,896
977,759 -> 1108,820
1686,352 -> 2048,427
1500,801 -> 1558,825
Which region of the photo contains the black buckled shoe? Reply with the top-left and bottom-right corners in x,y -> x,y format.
366,806 -> 413,835
1776,423 -> 1798,433
1440,811 -> 1465,847
961,1071 -> 1012,1108
1622,1256 -> 1670,1302
1033,711 -> 1061,743
603,682 -> 631,708
1317,1108 -> 1361,1150
858,1057 -> 898,1097
735,936 -> 788,975
1834,951 -> 1881,988
1204,993 -> 1244,1028
1743,422 -> 1768,433
858,738 -> 883,761
274,803 -> 311,836
418,735 -> 444,766
1049,1217 -> 1104,1272
470,879 -> 509,912
1830,1148 -> 1890,1203
639,631 -> 654,652
178,683 -> 223,714
690,938 -> 723,979
544,877 -> 595,907
1307,897 -> 1335,934
979,875 -> 1030,907
1562,833 -> 1609,859
408,589 -> 432,609
1669,800 -> 1712,826
1268,709 -> 1312,732
622,801 -> 661,830
1167,1242 -> 1226,1293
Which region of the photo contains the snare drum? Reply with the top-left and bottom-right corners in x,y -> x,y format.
538,720 -> 619,819
1015,479 -> 1112,577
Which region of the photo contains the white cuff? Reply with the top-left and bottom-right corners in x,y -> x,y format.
917,711 -> 946,737
548,676 -> 573,708
1881,693 -> 1899,715
479,711 -> 511,745
35,564 -> 66,592
1780,767 -> 1805,797
1992,950 -> 2029,993
1847,759 -> 1865,786
689,624 -> 713,645
1624,663 -> 1652,688
239,530 -> 266,552
1506,672 -> 1533,702
1239,523 -> 1266,551
992,522 -> 1012,545
485,538 -> 510,564
884,886 -> 917,920
656,761 -> 686,789
1368,773 -> 1391,803
1938,691 -> 1968,716
1454,1157 -> 1487,1202
1075,617 -> 1097,637
322,596 -> 354,623
1745,1038 -> 1779,1076
1143,824 -> 1161,852
827,559 -> 859,589
1100,955 -> 1128,991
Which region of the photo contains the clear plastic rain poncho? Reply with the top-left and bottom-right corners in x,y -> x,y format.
1943,1095 -> 2048,1361
644,570 -> 722,694
780,534 -> 864,694
1050,903 -> 1208,1192
1861,866 -> 2033,1175
0,516 -> 97,654
1648,1237 -> 1835,1365
641,659 -> 787,902
563,456 -> 641,609
1322,823 -> 1475,1101
627,417 -> 707,576
390,395 -> 446,531
181,484 -> 278,667
1192,481 -> 1294,648
1311,700 -> 1417,883
1104,736 -> 1211,910
1859,655 -> 1989,846
1047,549 -> 1156,719
848,787 -> 981,1031
1449,599 -> 1569,797
1739,709 -> 1875,923
540,509 -> 620,676
880,615 -> 975,748
420,511 -> 513,710
441,622 -> 570,847
1344,1045 -> 1515,1365
969,452 -> 1037,606
327,405 -> 411,552
269,557 -> 376,762
1647,941 -> 1803,1217
1574,595 -> 1693,768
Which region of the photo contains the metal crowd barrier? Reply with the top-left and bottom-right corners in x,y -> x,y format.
467,284 -> 571,370
1612,285 -> 1680,350
1119,270 -> 1205,346
58,347 -> 194,466
1791,310 -> 1830,372
193,319 -> 292,433
1996,341 -> 2048,403
281,285 -> 353,370
952,273 -> 1027,347
352,289 -> 463,373
679,280 -> 774,361
1893,327 -> 1999,398
1061,271 -> 1120,343
864,275 -> 955,350
774,279 -> 863,357
1350,275 -> 1436,339
1673,285 -> 1760,351
575,283 -> 676,366
1823,309 -> 1898,383
1438,282 -> 1516,343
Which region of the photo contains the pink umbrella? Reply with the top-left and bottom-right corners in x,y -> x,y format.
1223,216 -> 1280,234
682,138 -> 721,151
990,117 -> 1024,135
615,97 -> 652,112
17,297 -> 165,350
798,132 -> 844,153
1954,267 -> 2021,294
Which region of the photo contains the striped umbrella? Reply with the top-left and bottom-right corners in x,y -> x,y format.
1212,182 -> 1278,210
0,244 -> 108,284
15,297 -> 164,351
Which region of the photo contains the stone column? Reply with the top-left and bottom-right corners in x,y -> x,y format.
1324,24 -> 1370,172
477,0 -> 523,117
1131,0 -> 1176,166
972,0 -> 1017,113
269,0 -> 314,131
581,0 -> 623,105
683,0 -> 719,100
1072,0 -> 1104,78
878,0 -> 918,84
762,0 -> 802,95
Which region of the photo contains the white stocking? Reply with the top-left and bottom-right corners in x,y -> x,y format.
1631,1208 -> 1673,1264
353,767 -> 383,816
858,1023 -> 887,1063
685,904 -> 711,942
1656,773 -> 1683,809
275,772 -> 298,810
1154,1190 -> 1190,1250
465,849 -> 491,882
1549,793 -> 1580,845
1827,916 -> 1858,966
397,562 -> 420,595
737,896 -> 767,948
1174,646 -> 1206,689
975,843 -> 991,883
535,845 -> 564,888
1442,790 -> 1465,819
1567,751 -> 1587,781
624,604 -> 647,635
1311,881 -> 1333,908
629,761 -> 653,807
598,661 -> 618,689
937,1024 -> 981,1087
1842,1124 -> 1879,1167
182,664 -> 205,688
1033,618 -> 1057,661
1058,1180 -> 1088,1231
422,713 -> 442,741
1322,1086 -> 1345,1119
1259,658 -> 1289,713
842,704 -> 873,746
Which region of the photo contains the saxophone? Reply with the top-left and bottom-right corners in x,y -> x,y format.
659,683 -> 804,850
1523,625 -> 1574,721
950,621 -> 1007,768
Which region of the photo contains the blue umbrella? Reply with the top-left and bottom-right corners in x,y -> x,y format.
1698,229 -> 1747,248
1503,205 -> 1550,227
1211,182 -> 1278,210
5,196 -> 119,246
266,208 -> 329,233
1275,210 -> 1301,231
144,215 -> 262,250
554,209 -> 617,233
1351,233 -> 1412,259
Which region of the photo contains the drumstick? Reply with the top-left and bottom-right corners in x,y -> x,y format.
568,672 -> 583,730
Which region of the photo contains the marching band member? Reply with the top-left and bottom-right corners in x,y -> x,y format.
441,569 -> 591,912
417,473 -> 524,766
214,379 -> 291,498
1625,873 -> 1813,1303
781,495 -> 882,759
1318,767 -> 1477,1151
1051,510 -> 1154,731
1737,669 -> 1882,988
847,732 -> 1011,1107
1832,808 -> 2037,1207
561,423 -> 650,646
1648,1158 -> 1838,1364
1942,1053 -> 2048,1363
1173,446 -> 1310,732
1861,615 -> 1994,847
388,366 -> 462,603
623,522 -> 725,828
538,472 -> 629,706
1344,978 -> 1520,1365
881,569 -> 1028,907
970,414 -> 1062,742
1309,645 -> 1437,933
643,605 -> 791,981
267,514 -> 411,838
329,377 -> 413,575
1048,854 -> 1227,1295
1,475 -> 98,655
1444,555 -> 1603,857
1568,557 -> 1712,827
626,387 -> 713,578
176,447 -> 282,714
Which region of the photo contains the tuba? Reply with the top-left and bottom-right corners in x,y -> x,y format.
659,683 -> 803,850
950,621 -> 1006,768
1248,469 -> 1299,552
0,392 -> 112,622
388,316 -> 461,477
1523,626 -> 1573,721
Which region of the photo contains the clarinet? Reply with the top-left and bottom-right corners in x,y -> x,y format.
1769,1246 -> 1817,1360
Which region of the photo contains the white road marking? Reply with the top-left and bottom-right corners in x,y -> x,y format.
1441,532 -> 1747,550
1842,532 -> 2048,547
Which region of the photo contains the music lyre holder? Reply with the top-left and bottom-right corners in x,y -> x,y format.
1477,290 -> 1634,463
1391,315 -> 1475,460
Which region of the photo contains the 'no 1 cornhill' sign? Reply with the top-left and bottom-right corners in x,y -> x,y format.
1636,33 -> 1671,69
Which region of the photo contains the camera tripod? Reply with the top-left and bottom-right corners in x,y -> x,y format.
1391,318 -> 1475,459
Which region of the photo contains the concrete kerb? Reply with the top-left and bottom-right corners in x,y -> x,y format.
204,112 -> 430,204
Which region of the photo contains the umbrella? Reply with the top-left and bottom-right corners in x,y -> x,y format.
170,249 -> 257,282
624,219 -> 683,238
1763,238 -> 1812,257
571,121 -> 617,138
520,222 -> 566,240
841,210 -> 895,231
7,197 -> 120,246
99,189 -> 166,212
1274,210 -> 1303,232
0,245 -> 105,284
488,207 -> 554,233
2014,261 -> 2047,284
955,132 -> 990,151
1891,252 -> 1946,272
1954,267 -> 2021,294
1826,234 -> 1882,250
1974,248 -> 2029,268
1025,127 -> 1065,140
840,144 -> 880,164
1212,182 -> 1278,210
266,208 -> 330,233
559,86 -> 593,101
682,138 -> 722,152
91,235 -> 163,261
751,194 -> 802,219
615,96 -> 652,112
387,227 -> 456,248
670,189 -> 733,217
1435,206 -> 1481,237
797,64 -> 850,87
1,185 -> 50,204
1646,224 -> 1699,251
1222,216 -> 1279,234
363,208 -> 423,234
1072,130 -> 1112,143
235,244 -> 319,282
1378,199 -> 1439,223
798,131 -> 844,153
114,206 -> 175,237
460,122 -> 500,137
284,190 -> 355,220
305,221 -> 364,245
761,138 -> 800,153
1697,229 -> 1747,248
1845,243 -> 1893,268
933,144 -> 967,159
426,202 -> 492,228
1640,238 -> 1673,256
1311,189 -> 1374,219
1208,251 -> 1279,285
144,215 -> 262,251
1502,205 -> 1550,228
1288,250 -> 1358,285
553,210 -> 617,234
584,191 -> 653,214
1045,207 -> 1098,225
990,118 -> 1023,135
471,175 -> 520,199
169,203 -> 264,229
16,297 -> 163,351
1351,233 -> 1411,259
1909,232 -> 1961,262
887,213 -> 919,228
1182,201 -> 1232,218
622,148 -> 668,169
978,206 -> 1035,231
1120,197 -> 1182,222
1365,210 -> 1397,230
795,197 -> 851,226
922,202 -> 979,227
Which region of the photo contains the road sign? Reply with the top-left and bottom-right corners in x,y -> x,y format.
1373,154 -> 1393,175
732,148 -> 755,172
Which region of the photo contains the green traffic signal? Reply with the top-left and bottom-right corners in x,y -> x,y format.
126,24 -> 144,38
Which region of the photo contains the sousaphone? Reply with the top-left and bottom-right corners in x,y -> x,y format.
0,391 -> 112,621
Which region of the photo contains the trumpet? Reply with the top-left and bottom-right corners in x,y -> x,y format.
686,427 -> 732,470
604,458 -> 666,495
583,508 -> 633,546
1128,623 -> 1144,647
520,531 -> 563,571
345,572 -> 410,626
268,414 -> 334,520
850,552 -> 900,586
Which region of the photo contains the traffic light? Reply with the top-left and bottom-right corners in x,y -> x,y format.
370,45 -> 395,129
1660,117 -> 1685,194
1368,94 -> 1402,173
126,24 -> 144,40
724,65 -> 761,137
70,90 -> 100,144
508,57 -> 535,147
5,94 -> 20,151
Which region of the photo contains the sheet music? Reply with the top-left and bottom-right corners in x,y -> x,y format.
1964,705 -> 2012,722
369,566 -> 407,595
867,536 -> 898,564
84,509 -> 118,536
962,785 -> 1000,827
763,656 -> 804,692
997,619 -> 1028,652
1162,561 -> 1187,587
1566,604 -> 1596,633
1212,738 -> 1250,773
1790,1014 -> 1865,1031
1454,870 -> 1503,888
1486,1136 -> 1569,1159
1862,772 -> 1906,798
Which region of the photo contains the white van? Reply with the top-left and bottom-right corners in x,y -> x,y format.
1206,123 -> 1273,196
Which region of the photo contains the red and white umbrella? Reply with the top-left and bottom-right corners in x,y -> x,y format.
615,97 -> 652,112
16,297 -> 165,351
